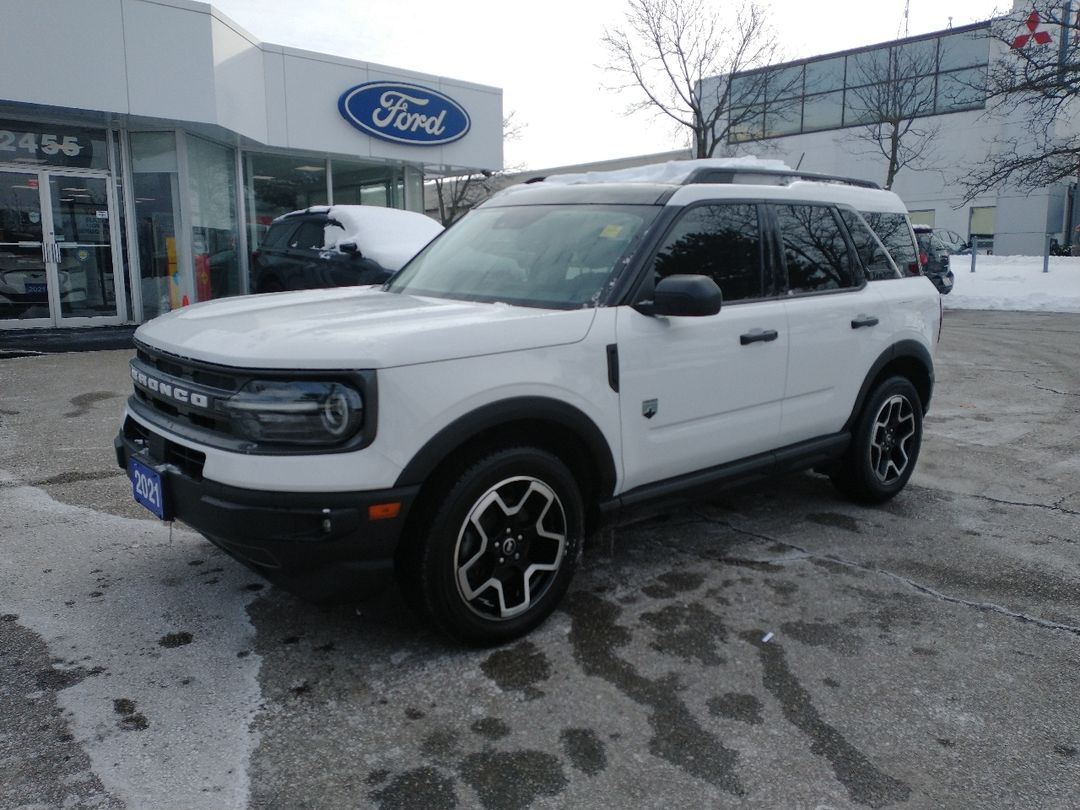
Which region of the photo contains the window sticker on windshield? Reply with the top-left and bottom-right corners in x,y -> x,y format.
599,224 -> 625,239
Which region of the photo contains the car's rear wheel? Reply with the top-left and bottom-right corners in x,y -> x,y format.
398,446 -> 583,645
830,376 -> 923,503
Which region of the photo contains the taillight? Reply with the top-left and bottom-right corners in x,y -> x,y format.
919,251 -> 929,268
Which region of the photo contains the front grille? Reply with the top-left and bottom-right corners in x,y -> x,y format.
124,416 -> 206,479
130,344 -> 241,442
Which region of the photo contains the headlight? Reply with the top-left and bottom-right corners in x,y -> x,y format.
223,380 -> 363,445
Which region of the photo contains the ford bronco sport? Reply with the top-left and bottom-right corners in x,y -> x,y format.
116,159 -> 941,644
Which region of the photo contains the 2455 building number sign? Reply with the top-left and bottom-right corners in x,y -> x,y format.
0,122 -> 101,169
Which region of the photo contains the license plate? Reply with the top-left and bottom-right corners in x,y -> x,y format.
25,282 -> 47,295
129,457 -> 167,520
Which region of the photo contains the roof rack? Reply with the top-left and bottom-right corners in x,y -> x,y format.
681,167 -> 881,190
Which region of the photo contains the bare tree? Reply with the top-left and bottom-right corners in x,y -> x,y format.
845,41 -> 942,189
602,0 -> 787,158
961,4 -> 1080,201
432,113 -> 525,226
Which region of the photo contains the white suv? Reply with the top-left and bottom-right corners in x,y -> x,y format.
116,160 -> 941,644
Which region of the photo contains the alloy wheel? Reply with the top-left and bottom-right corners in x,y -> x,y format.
453,475 -> 567,620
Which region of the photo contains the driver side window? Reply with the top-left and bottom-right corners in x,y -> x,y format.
652,203 -> 766,303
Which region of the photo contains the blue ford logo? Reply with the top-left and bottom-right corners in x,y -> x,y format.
338,82 -> 471,146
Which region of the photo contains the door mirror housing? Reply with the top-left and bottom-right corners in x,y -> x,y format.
339,241 -> 360,256
635,274 -> 723,317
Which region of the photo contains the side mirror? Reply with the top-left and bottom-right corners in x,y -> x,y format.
339,241 -> 360,255
634,274 -> 723,317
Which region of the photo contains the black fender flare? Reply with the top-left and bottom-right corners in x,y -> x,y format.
844,340 -> 935,432
393,396 -> 618,497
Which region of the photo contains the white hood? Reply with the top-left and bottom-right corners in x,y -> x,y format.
134,287 -> 598,370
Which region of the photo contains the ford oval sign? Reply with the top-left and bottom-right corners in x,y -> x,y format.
338,82 -> 471,146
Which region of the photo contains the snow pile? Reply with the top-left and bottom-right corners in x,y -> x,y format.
945,255 -> 1080,313
540,156 -> 792,186
322,206 -> 443,270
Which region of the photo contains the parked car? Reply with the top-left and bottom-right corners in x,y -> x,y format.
912,225 -> 957,294
250,205 -> 443,293
117,160 -> 941,644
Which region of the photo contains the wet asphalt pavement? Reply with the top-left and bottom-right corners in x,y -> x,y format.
1,310 -> 1078,809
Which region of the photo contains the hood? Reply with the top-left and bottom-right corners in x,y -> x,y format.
134,287 -> 598,369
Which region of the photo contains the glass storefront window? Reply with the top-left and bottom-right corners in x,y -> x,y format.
187,136 -> 240,301
130,132 -> 181,320
331,159 -> 399,207
404,166 -> 424,213
0,119 -> 108,171
244,154 -> 329,253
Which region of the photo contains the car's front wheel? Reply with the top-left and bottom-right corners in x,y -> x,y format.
399,446 -> 583,645
830,376 -> 923,503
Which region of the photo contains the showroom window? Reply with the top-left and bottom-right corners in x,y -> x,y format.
130,132 -> 182,320
244,154 -> 330,254
187,136 -> 240,302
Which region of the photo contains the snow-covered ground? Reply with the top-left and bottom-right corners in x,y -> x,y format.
944,255 -> 1080,313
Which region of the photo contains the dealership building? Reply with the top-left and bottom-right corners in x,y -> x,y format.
0,0 -> 502,331
706,3 -> 1080,256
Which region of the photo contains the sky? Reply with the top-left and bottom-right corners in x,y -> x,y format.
211,0 -> 1005,171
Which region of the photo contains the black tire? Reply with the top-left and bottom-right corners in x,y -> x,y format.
830,376 -> 923,503
398,446 -> 583,645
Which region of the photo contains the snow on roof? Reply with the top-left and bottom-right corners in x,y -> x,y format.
539,156 -> 793,186
322,206 -> 444,270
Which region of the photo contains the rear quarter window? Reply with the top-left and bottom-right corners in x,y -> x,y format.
860,212 -> 920,276
839,209 -> 902,281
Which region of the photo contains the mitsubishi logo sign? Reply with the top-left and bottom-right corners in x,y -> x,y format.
1012,10 -> 1053,48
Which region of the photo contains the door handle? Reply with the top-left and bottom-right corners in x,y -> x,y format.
851,315 -> 879,329
740,328 -> 779,345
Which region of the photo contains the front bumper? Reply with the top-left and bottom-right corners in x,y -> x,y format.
115,427 -> 419,601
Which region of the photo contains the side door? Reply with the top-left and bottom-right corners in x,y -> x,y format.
284,217 -> 336,290
773,203 -> 892,445
615,202 -> 789,493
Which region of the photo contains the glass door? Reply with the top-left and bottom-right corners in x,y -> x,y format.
0,169 -> 51,324
0,168 -> 121,327
47,173 -> 120,322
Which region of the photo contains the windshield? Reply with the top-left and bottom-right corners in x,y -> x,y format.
387,204 -> 660,308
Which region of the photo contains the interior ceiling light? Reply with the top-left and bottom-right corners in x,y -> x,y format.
295,165 -> 326,172
252,175 -> 275,181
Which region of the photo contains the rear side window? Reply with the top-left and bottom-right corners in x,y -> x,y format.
261,222 -> 298,249
774,204 -> 855,293
838,209 -> 901,280
860,212 -> 920,276
653,203 -> 767,302
290,220 -> 327,250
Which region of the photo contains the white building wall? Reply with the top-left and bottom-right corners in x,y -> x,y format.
0,0 -> 502,172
